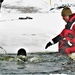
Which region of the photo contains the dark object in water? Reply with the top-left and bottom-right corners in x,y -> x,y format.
19,16 -> 33,20
17,48 -> 27,56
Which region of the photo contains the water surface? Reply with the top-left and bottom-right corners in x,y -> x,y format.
0,52 -> 74,75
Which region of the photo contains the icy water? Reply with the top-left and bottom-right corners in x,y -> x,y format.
0,0 -> 75,75
0,52 -> 74,75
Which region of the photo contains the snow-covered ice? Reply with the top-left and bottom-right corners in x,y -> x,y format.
0,0 -> 75,54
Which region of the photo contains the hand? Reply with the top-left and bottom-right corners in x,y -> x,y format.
45,42 -> 52,49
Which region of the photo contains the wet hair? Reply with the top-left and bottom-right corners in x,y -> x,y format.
17,48 -> 27,56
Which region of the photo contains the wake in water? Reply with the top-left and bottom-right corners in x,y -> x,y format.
0,52 -> 74,74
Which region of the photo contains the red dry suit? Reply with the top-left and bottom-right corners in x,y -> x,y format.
52,13 -> 75,54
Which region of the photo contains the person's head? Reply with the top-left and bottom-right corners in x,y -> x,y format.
17,48 -> 27,56
61,6 -> 72,22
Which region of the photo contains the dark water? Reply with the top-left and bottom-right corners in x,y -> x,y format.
0,52 -> 74,75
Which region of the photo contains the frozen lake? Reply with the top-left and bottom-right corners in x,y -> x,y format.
0,0 -> 75,75
0,13 -> 64,54
0,0 -> 75,54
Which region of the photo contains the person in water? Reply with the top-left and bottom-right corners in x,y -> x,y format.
3,48 -> 27,62
17,48 -> 27,62
45,6 -> 75,54
17,48 -> 27,56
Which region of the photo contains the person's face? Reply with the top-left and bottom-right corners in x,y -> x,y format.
62,15 -> 69,22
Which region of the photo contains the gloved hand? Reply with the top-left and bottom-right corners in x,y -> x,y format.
45,42 -> 52,49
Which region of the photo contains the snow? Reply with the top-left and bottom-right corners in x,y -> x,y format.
0,0 -> 75,54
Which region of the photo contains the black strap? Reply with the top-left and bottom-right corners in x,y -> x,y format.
66,19 -> 75,29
